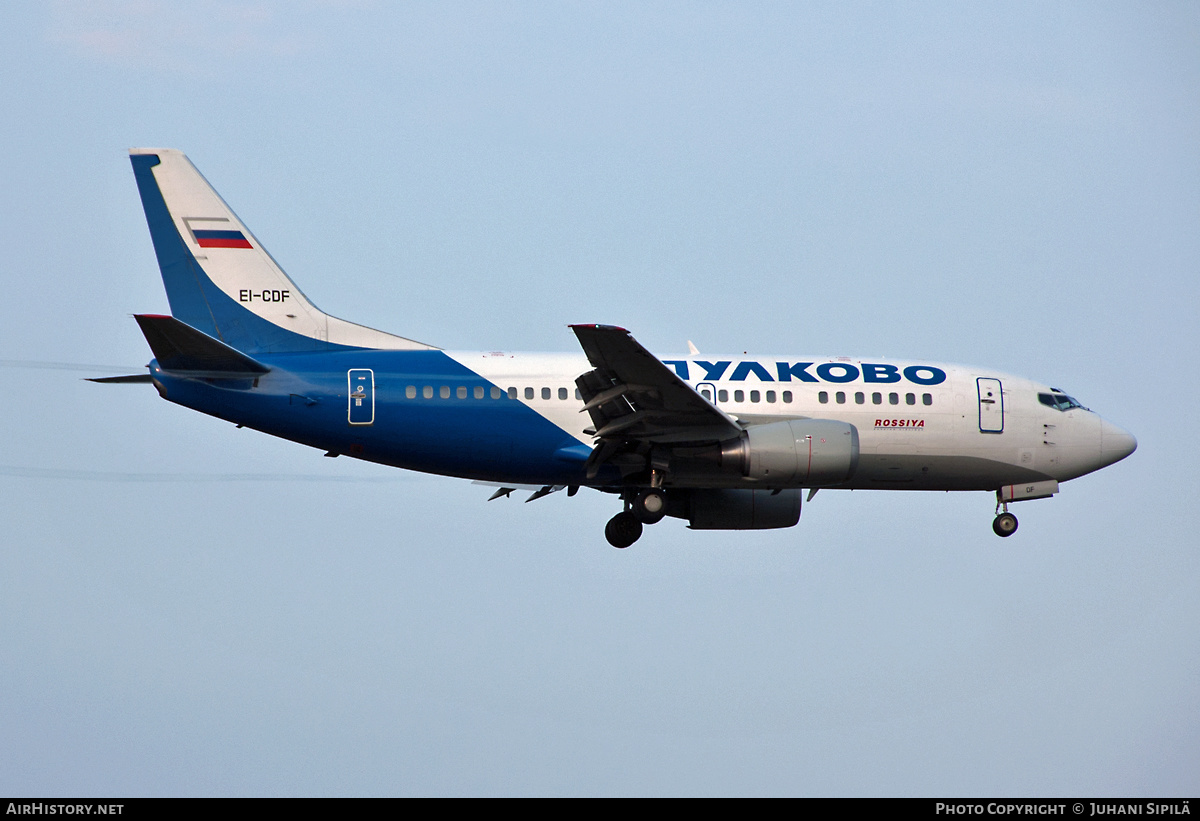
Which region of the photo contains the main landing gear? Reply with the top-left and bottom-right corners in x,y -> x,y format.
604,487 -> 668,548
992,497 -> 1019,538
605,511 -> 642,548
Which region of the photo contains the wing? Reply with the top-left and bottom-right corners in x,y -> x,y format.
571,325 -> 743,469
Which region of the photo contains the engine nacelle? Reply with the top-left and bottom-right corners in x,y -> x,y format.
740,419 -> 860,486
661,419 -> 860,487
670,488 -> 802,530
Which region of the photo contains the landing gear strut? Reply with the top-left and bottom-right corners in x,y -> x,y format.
992,497 -> 1018,538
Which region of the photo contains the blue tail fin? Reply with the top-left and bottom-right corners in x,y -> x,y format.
129,149 -> 435,354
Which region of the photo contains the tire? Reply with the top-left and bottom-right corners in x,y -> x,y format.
992,512 -> 1018,537
605,511 -> 644,548
633,489 -> 667,524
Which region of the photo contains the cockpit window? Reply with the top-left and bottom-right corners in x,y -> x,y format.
1038,392 -> 1088,412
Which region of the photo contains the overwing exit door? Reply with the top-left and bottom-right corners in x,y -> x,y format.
348,369 -> 374,425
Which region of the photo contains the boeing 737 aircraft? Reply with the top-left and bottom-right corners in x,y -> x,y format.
97,149 -> 1137,547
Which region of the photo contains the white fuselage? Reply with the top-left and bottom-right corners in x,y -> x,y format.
448,351 -> 1136,492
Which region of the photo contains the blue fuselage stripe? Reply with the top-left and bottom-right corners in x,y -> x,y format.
151,349 -> 597,485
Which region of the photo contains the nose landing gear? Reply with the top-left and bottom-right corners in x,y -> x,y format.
992,512 -> 1018,537
992,495 -> 1018,537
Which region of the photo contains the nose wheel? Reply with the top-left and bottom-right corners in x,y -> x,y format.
992,494 -> 1019,537
992,512 -> 1018,537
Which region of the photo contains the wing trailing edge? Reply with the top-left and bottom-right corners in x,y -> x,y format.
570,324 -> 742,445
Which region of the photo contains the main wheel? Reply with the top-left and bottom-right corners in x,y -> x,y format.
605,511 -> 643,548
632,489 -> 667,524
992,512 -> 1018,537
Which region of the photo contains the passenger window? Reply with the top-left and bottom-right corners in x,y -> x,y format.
750,390 -> 760,403
855,392 -> 864,404
491,386 -> 502,399
734,390 -> 745,403
405,385 -> 416,399
541,387 -> 551,400
819,391 -> 829,404
906,393 -> 915,405
457,386 -> 467,399
423,386 -> 433,399
575,389 -> 581,400
889,392 -> 899,405
701,387 -> 712,400
872,392 -> 882,405
836,391 -> 846,404
922,393 -> 932,406
766,390 -> 776,403
440,386 -> 450,399
782,391 -> 792,403
718,389 -> 729,402
558,387 -> 568,400
508,387 -> 517,400
475,386 -> 485,399
524,387 -> 534,400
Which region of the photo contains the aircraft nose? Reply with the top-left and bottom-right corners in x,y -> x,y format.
1100,418 -> 1137,466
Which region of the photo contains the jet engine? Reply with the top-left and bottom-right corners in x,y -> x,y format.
741,418 -> 860,485
670,418 -> 860,487
674,488 -> 803,530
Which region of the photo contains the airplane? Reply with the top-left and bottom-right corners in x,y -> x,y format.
95,148 -> 1137,548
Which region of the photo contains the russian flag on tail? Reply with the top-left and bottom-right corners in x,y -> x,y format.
192,228 -> 252,249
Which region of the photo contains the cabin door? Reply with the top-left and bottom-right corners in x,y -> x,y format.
977,377 -> 1004,433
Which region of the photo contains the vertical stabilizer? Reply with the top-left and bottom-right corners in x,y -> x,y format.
129,148 -> 435,353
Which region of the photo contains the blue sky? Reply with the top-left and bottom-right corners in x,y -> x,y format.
1,1 -> 1197,795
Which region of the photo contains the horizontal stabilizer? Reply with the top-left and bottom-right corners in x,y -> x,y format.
86,374 -> 154,384
134,314 -> 269,374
